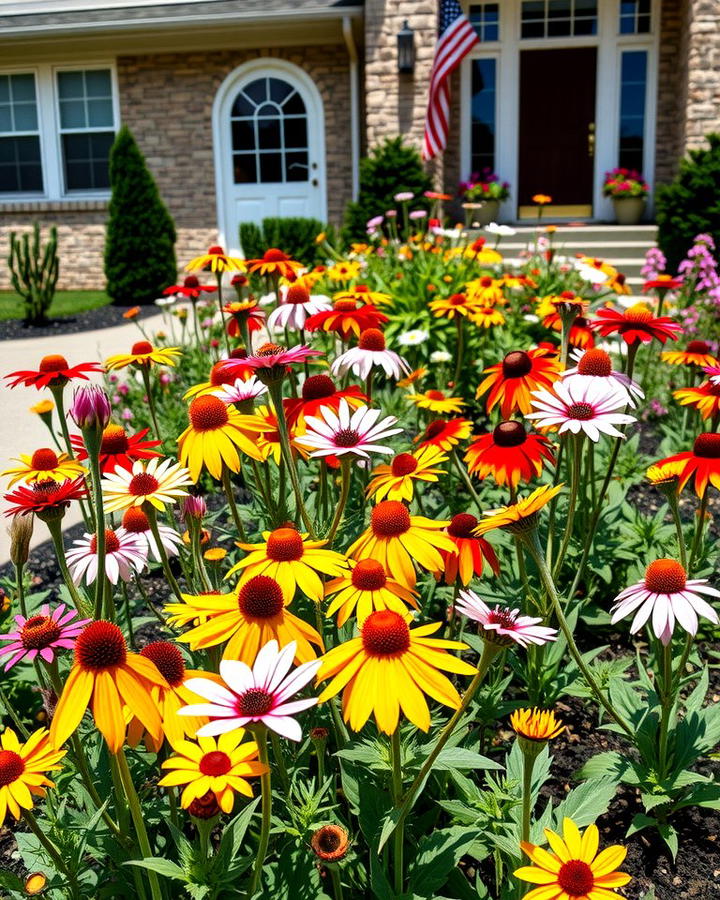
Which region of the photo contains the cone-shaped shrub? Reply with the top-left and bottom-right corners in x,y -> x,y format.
104,127 -> 177,305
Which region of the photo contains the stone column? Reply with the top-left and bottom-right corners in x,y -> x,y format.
684,0 -> 720,151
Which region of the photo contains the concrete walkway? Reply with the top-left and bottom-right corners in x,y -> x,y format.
0,311 -> 164,564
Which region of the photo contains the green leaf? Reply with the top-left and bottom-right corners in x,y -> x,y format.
0,870 -> 24,893
217,796 -> 261,866
553,778 -> 617,827
433,747 -> 503,772
577,751 -> 631,783
126,858 -> 187,880
407,826 -> 483,897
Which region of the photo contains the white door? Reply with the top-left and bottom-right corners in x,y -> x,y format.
214,60 -> 327,253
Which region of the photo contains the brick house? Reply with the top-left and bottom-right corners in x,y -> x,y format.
0,0 -> 717,289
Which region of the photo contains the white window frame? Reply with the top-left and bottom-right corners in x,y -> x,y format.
0,60 -> 119,203
0,68 -> 45,196
460,0 -> 660,221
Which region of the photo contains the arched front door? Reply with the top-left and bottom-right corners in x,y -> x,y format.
213,60 -> 327,252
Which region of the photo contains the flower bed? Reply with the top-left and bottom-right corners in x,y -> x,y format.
1,225 -> 719,899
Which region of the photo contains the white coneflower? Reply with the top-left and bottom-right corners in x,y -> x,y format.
331,328 -> 410,381
66,527 -> 147,585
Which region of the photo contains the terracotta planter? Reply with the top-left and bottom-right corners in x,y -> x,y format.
463,199 -> 500,227
612,196 -> 646,225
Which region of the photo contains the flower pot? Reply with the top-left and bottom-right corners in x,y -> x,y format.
463,199 -> 500,227
612,196 -> 646,226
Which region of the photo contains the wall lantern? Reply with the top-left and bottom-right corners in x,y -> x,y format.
397,20 -> 415,74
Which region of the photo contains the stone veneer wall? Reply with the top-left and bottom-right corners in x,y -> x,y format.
684,0 -> 720,149
655,0 -> 689,184
0,43 -> 352,291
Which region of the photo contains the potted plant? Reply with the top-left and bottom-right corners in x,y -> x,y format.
603,168 -> 649,225
459,169 -> 510,227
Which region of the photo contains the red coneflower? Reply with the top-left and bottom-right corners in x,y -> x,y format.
71,424 -> 162,474
591,303 -> 682,345
304,299 -> 389,339
163,275 -> 217,300
440,514 -> 500,586
246,248 -> 303,280
4,478 -> 87,518
283,375 -> 367,429
6,355 -> 102,390
656,431 -> 720,496
476,349 -> 562,418
414,418 -> 472,451
465,421 -> 555,487
642,275 -> 683,293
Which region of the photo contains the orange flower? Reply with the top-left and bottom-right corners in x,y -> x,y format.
674,383 -> 720,420
532,194 -> 552,204
440,513 -> 499,586
476,349 -> 561,418
465,421 -> 555,487
661,340 -> 718,368
414,418 -> 472,451
246,248 -> 303,279
123,306 -> 141,320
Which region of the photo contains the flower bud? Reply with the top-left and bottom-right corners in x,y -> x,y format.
310,824 -> 350,863
182,495 -> 207,521
9,514 -> 34,567
188,790 -> 220,820
70,385 -> 111,431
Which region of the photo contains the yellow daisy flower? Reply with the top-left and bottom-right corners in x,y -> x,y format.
510,707 -> 564,742
185,245 -> 246,273
225,526 -> 348,603
469,306 -> 506,329
406,390 -> 465,415
348,500 -> 454,588
177,395 -> 268,482
515,817 -> 631,900
317,609 -> 476,733
327,260 -> 362,282
105,340 -> 182,371
164,590 -> 230,628
366,446 -> 448,502
475,484 -> 564,536
0,727 -> 65,827
2,448 -> 86,488
158,731 -> 267,813
174,575 -> 323,664
324,558 -> 419,627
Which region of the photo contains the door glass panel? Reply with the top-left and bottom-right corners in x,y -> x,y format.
230,76 -> 309,184
618,50 -> 647,173
521,0 -> 597,38
470,58 -> 496,176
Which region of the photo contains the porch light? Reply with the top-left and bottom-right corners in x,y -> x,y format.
397,20 -> 415,74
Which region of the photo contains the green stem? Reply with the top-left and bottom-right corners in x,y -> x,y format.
86,445 -> 107,619
270,730 -> 291,795
688,487 -> 709,574
385,642 -> 500,848
13,563 -> 28,618
116,749 -> 162,900
217,277 -> 231,355
140,367 -> 163,444
247,726 -> 271,900
44,517 -> 88,614
453,317 -> 464,387
23,808 -> 80,899
657,641 -> 673,779
552,433 -> 583,580
145,505 -> 184,602
326,458 -> 351,543
0,682 -> 29,738
451,449 -> 483,514
329,867 -> 344,900
222,466 -> 247,541
521,750 -> 537,843
267,381 -> 317,537
390,729 -> 404,895
666,492 -> 688,570
524,531 -> 633,738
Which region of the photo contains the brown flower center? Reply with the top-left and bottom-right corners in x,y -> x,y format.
371,501 -> 411,537
425,390 -> 446,401
237,576 -> 284,619
577,348 -> 612,377
424,420 -> 446,440
693,432 -> 720,458
644,559 -> 687,594
236,688 -> 274,717
362,610 -> 411,656
334,428 -> 361,448
557,859 -> 594,896
502,351 -> 532,378
101,425 -> 130,454
263,248 -> 289,262
129,473 -> 160,497
448,513 -> 478,538
122,507 -> 150,533
391,453 -> 418,476
333,299 -> 358,312
39,354 -> 69,373
132,341 -> 154,355
90,528 -> 121,554
20,615 -> 61,650
75,620 -> 127,670
302,375 -> 336,401
493,421 -> 527,447
567,402 -> 595,420
311,824 -> 349,861
140,641 -> 186,686
686,340 -> 710,354
189,396 -> 230,431
0,750 -> 24,787
256,342 -> 283,357
286,284 -> 310,305
358,328 -> 386,351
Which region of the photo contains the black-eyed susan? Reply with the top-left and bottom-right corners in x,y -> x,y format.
366,446 -> 447,502
104,341 -> 182,371
326,260 -> 362,282
177,395 -> 268,481
476,349 -> 562,418
406,390 -> 465,415
175,575 -> 323,664
347,500 -> 454,588
49,620 -> 167,753
515,817 -> 631,900
246,248 -> 303,280
334,283 -> 392,305
475,484 -> 564,536
469,306 -> 506,329
225,526 -> 348,603
439,513 -> 500,586
324,558 -> 419,626
646,458 -> 685,491
466,275 -> 506,306
185,245 -> 245,273
662,340 -> 718,368
0,727 -> 65,826
317,609 -> 476,733
510,708 -> 564,742
465,421 -> 555,488
428,292 -> 481,320
414,418 -> 473,451
102,457 -> 193,513
158,731 -> 267,813
2,448 -> 85,488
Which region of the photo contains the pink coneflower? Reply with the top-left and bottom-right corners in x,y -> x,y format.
611,558 -> 720,644
212,376 -> 268,405
244,342 -> 322,374
65,526 -> 147,585
703,364 -> 720,386
121,507 -> 183,562
563,348 -> 644,407
526,379 -> 635,442
455,590 -> 558,647
294,399 -> 402,460
331,328 -> 411,380
0,604 -> 90,671
268,284 -> 331,332
179,639 -> 321,741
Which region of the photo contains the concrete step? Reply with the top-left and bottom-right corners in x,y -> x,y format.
499,241 -> 654,261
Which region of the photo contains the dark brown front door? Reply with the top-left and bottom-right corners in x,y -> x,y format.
518,47 -> 597,209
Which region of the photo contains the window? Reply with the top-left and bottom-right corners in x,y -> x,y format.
57,69 -> 115,191
521,0 -> 598,38
469,4 -> 500,42
0,73 -> 43,193
470,58 -> 496,174
230,76 -> 309,185
619,0 -> 651,34
618,50 -> 647,172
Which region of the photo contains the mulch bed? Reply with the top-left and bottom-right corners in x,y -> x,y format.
0,304 -> 159,342
1,530 -> 718,897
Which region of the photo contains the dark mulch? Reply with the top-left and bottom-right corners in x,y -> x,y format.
2,531 -> 719,897
0,304 -> 159,342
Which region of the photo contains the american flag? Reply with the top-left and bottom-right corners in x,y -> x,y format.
422,0 -> 480,161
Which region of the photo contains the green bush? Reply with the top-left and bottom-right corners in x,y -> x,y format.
239,217 -> 329,268
104,126 -> 177,305
656,134 -> 720,270
343,137 -> 433,241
